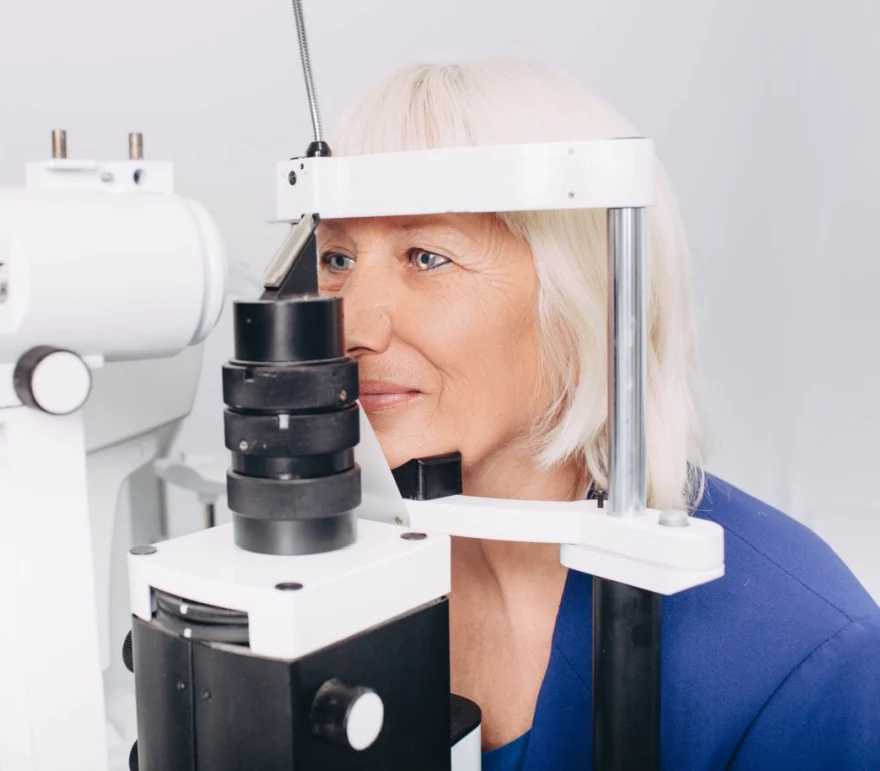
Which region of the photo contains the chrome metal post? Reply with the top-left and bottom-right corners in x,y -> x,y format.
593,207 -> 660,771
607,207 -> 647,517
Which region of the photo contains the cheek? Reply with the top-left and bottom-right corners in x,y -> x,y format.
397,274 -> 545,457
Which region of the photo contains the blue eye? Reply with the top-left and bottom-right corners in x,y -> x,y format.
322,252 -> 355,272
410,250 -> 451,271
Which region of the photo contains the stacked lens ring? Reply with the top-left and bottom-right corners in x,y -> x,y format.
222,288 -> 361,556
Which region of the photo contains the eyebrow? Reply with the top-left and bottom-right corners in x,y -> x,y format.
322,215 -> 462,232
396,215 -> 460,233
320,215 -> 479,253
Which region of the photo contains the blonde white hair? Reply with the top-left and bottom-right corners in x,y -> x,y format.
331,60 -> 706,510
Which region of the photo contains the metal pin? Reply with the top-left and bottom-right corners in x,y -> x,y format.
51,129 -> 67,159
129,132 -> 144,160
204,503 -> 216,529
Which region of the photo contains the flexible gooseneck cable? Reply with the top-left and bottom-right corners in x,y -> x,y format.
291,0 -> 324,146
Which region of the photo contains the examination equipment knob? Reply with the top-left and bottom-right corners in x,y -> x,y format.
13,346 -> 92,414
309,678 -> 385,751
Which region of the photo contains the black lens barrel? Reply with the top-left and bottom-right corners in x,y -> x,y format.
223,295 -> 361,555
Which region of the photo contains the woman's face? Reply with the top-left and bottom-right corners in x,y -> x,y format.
317,213 -> 548,473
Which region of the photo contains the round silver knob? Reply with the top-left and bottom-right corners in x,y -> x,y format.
13,346 -> 92,415
309,678 -> 384,751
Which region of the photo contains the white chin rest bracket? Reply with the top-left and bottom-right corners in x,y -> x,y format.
403,496 -> 724,595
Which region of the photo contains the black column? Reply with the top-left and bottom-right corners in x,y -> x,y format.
592,577 -> 661,771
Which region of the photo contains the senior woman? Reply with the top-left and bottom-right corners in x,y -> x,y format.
316,61 -> 880,770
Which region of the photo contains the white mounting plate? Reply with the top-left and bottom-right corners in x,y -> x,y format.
407,496 -> 724,595
128,519 -> 450,660
273,138 -> 654,222
26,159 -> 173,194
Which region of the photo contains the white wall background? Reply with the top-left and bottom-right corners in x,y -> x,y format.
2,0 -> 878,595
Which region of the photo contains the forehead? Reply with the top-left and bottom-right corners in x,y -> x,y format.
318,213 -> 496,242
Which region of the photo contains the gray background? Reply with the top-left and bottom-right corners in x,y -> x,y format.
2,0 -> 878,596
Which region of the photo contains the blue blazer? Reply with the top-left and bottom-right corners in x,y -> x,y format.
512,476 -> 880,770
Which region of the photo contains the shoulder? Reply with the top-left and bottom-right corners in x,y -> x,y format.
693,474 -> 877,623
660,474 -> 880,766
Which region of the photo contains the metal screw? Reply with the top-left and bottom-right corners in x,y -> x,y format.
568,191 -> 575,199
176,681 -> 186,692
239,440 -> 248,451
51,129 -> 67,159
659,509 -> 690,528
401,532 -> 427,541
202,690 -> 211,701
288,170 -> 297,185
275,582 -> 304,591
129,132 -> 144,161
130,545 -> 157,556
339,390 -> 347,401
101,171 -> 114,183
393,516 -> 404,525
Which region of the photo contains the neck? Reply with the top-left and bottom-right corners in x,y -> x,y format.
462,444 -> 585,502
453,445 -> 586,598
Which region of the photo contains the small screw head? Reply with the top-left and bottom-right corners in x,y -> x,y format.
176,681 -> 186,692
101,171 -> 115,183
130,545 -> 157,556
275,582 -> 304,591
239,440 -> 248,451
401,532 -> 427,541
288,170 -> 297,185
568,191 -> 575,199
659,509 -> 690,528
393,516 -> 404,525
339,389 -> 347,401
202,690 -> 211,701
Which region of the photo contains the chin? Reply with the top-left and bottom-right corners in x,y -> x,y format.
367,428 -> 440,471
374,436 -> 422,471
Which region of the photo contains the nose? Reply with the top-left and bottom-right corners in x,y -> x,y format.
339,261 -> 393,359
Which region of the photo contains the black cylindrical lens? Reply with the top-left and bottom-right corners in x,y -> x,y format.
224,296 -> 360,555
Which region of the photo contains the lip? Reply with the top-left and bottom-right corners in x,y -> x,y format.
358,380 -> 423,412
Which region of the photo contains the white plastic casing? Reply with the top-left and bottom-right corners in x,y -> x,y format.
407,496 -> 724,595
0,186 -> 225,368
128,519 -> 450,660
273,138 -> 654,222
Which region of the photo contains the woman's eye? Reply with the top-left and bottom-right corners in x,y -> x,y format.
409,249 -> 451,271
321,253 -> 355,272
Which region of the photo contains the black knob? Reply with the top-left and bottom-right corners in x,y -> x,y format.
128,741 -> 139,771
13,346 -> 92,415
122,631 -> 134,673
309,678 -> 384,751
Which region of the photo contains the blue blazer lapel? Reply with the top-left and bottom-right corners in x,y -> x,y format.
520,569 -> 595,770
